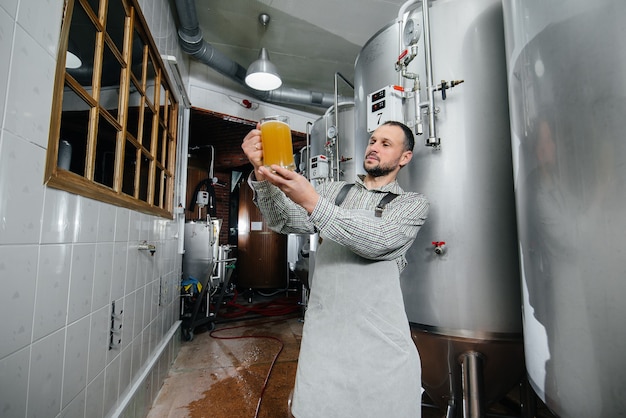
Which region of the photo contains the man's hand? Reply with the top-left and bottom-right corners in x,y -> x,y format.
241,124 -> 265,181
258,165 -> 320,214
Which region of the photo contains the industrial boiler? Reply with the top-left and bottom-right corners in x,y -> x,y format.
503,0 -> 626,416
354,0 -> 523,414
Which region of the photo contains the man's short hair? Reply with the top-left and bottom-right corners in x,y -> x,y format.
382,120 -> 415,152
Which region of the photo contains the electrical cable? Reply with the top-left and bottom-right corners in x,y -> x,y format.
209,316 -> 298,418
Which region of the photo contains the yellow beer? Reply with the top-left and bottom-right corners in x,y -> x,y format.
260,116 -> 296,170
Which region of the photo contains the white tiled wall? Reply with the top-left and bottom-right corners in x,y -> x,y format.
0,0 -> 187,417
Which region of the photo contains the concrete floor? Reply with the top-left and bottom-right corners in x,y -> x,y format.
147,293 -> 555,418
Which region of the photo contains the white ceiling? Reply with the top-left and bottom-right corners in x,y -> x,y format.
190,0 -> 409,111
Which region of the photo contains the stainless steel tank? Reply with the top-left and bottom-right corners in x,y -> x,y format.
309,102 -> 356,182
354,0 -> 523,413
292,104 -> 355,294
503,1 -> 626,416
183,220 -> 217,284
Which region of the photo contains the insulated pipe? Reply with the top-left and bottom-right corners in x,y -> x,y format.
461,352 -> 485,418
255,87 -> 332,107
175,0 -> 247,83
173,0 -> 339,109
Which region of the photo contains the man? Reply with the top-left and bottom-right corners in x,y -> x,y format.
241,120 -> 429,418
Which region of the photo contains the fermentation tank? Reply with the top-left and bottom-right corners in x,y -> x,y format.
183,220 -> 218,282
236,181 -> 288,289
309,102 -> 356,182
292,104 -> 355,292
503,1 -> 626,416
354,0 -> 523,414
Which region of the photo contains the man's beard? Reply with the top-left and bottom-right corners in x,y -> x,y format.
364,162 -> 396,177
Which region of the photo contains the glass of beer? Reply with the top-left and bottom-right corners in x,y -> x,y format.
260,115 -> 296,171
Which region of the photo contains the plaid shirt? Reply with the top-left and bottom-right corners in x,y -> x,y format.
249,174 -> 429,272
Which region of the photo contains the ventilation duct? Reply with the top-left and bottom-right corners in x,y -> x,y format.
174,0 -> 341,109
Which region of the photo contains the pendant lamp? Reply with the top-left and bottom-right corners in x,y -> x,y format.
245,14 -> 282,91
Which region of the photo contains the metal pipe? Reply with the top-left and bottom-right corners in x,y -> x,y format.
397,0 -> 419,31
333,72 -> 354,181
445,400 -> 457,418
461,351 -> 485,418
414,77 -> 423,135
445,339 -> 459,418
305,122 -> 313,180
397,1 -> 419,86
421,0 -> 439,146
176,107 -> 191,255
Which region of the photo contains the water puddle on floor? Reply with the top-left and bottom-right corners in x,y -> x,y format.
186,361 -> 297,418
185,320 -> 299,418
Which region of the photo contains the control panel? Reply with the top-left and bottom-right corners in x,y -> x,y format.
310,154 -> 329,180
366,85 -> 405,133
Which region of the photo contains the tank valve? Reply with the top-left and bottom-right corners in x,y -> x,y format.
437,79 -> 464,100
432,241 -> 446,255
395,45 -> 418,72
138,241 -> 156,256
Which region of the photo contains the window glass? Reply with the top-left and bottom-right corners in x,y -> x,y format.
106,0 -> 127,53
155,124 -> 164,164
46,0 -> 178,217
101,42 -> 123,119
94,114 -> 119,188
122,139 -> 138,197
130,28 -> 146,84
59,84 -> 91,176
138,152 -> 150,202
126,89 -> 141,140
145,56 -> 156,106
142,102 -> 154,147
66,3 -> 97,91
154,167 -> 163,207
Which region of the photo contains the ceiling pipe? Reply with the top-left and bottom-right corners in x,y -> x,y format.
174,0 -> 340,109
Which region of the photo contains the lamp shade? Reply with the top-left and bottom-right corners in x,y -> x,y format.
245,48 -> 282,91
65,39 -> 82,69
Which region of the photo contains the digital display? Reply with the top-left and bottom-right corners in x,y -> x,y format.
371,89 -> 386,102
372,100 -> 386,112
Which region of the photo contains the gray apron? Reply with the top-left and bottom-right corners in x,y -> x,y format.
291,209 -> 422,418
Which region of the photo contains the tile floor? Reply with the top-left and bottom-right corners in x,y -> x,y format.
147,313 -> 300,418
147,292 -> 555,418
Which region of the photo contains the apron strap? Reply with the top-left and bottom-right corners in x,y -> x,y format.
334,183 -> 354,206
335,183 -> 399,217
375,192 -> 399,217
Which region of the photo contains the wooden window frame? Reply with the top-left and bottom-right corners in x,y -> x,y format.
45,0 -> 178,218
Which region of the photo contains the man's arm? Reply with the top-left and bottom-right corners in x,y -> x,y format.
241,127 -> 315,234
248,173 -> 316,235
310,191 -> 429,261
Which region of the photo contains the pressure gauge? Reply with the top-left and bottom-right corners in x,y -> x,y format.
403,17 -> 421,46
327,125 -> 337,139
